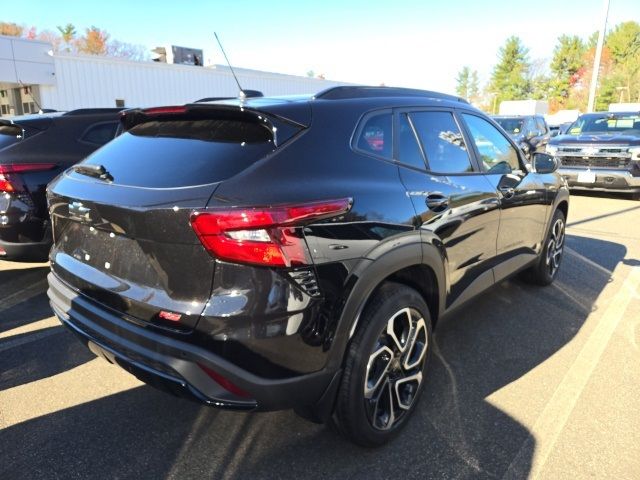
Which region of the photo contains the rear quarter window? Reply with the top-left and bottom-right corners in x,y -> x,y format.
74,116 -> 276,188
354,112 -> 393,159
80,122 -> 118,146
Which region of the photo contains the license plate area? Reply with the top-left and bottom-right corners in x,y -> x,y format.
577,170 -> 596,183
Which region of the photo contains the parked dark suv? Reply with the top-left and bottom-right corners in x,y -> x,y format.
547,111 -> 640,197
46,86 -> 569,446
492,114 -> 551,159
0,109 -> 123,260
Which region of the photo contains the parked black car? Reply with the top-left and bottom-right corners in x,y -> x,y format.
492,114 -> 551,159
549,121 -> 573,137
47,86 -> 569,446
547,111 -> 640,197
0,109 -> 123,260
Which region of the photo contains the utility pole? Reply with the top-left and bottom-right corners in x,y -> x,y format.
587,0 -> 610,112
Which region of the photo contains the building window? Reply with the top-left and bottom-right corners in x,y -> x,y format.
23,86 -> 31,95
0,90 -> 6,98
115,99 -> 125,108
1,105 -> 8,115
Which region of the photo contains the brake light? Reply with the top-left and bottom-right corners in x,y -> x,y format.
198,364 -> 251,398
0,163 -> 56,193
143,106 -> 188,116
190,198 -> 352,267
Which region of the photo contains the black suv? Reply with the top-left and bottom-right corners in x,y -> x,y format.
492,114 -> 551,159
46,87 -> 569,446
0,109 -> 122,260
547,111 -> 640,197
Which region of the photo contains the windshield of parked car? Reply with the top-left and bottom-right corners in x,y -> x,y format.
494,118 -> 524,135
566,114 -> 640,135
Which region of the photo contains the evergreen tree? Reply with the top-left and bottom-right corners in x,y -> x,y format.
488,36 -> 531,104
469,70 -> 480,102
456,66 -> 471,99
549,35 -> 586,105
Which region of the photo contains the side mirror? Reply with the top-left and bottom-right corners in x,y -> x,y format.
532,152 -> 558,174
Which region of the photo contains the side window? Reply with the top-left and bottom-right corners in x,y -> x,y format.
525,118 -> 537,136
462,114 -> 521,174
409,111 -> 473,173
355,112 -> 392,159
536,117 -> 547,134
80,122 -> 118,146
397,114 -> 426,169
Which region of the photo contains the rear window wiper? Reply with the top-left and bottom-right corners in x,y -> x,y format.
71,164 -> 113,181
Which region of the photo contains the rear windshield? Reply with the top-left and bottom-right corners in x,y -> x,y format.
0,124 -> 23,151
494,118 -> 524,135
567,114 -> 640,135
75,117 -> 275,188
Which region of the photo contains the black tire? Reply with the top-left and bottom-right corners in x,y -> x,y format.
331,282 -> 433,447
522,209 -> 566,286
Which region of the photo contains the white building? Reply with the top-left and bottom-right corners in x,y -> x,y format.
0,35 -> 353,116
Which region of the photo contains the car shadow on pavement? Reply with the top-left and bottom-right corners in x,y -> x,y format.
0,235 -> 627,480
0,262 -> 97,391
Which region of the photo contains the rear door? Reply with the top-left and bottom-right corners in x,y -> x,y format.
48,108 -> 282,330
394,108 -> 501,310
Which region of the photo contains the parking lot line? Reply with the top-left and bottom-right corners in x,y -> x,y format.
0,327 -> 63,354
502,265 -> 640,479
0,278 -> 48,313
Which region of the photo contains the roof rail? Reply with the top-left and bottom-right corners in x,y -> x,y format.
64,108 -> 126,116
314,86 -> 468,103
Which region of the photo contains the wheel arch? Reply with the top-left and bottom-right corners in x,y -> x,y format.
326,240 -> 445,372
556,199 -> 569,221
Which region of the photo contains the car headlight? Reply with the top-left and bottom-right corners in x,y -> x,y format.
546,144 -> 558,156
629,146 -> 640,161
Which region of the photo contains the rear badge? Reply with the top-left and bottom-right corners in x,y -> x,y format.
68,201 -> 91,222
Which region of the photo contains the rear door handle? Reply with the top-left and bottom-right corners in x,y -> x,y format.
425,193 -> 449,211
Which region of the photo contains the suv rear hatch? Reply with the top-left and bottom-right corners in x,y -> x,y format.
48,103 -> 307,331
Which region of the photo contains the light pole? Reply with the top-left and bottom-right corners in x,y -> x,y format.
616,86 -> 630,103
587,0 -> 611,112
489,92 -> 498,114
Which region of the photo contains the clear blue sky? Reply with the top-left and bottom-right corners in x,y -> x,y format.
5,0 -> 639,93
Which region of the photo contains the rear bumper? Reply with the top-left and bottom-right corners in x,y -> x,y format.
0,237 -> 51,260
47,272 -> 339,412
558,167 -> 640,192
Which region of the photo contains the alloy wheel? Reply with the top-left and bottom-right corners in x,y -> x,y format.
546,217 -> 565,278
363,307 -> 428,430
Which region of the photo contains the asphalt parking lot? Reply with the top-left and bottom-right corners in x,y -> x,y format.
1,192 -> 639,480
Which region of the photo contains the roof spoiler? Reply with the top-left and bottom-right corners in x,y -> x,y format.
64,108 -> 127,116
120,101 -> 311,132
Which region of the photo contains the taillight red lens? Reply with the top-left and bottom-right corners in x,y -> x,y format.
0,163 -> 56,193
198,364 -> 251,398
190,198 -> 352,267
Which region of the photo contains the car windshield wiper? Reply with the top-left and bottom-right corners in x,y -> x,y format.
71,164 -> 113,181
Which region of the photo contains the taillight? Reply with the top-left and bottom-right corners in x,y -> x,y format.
142,106 -> 188,116
190,198 -> 352,267
198,364 -> 251,398
0,163 -> 57,193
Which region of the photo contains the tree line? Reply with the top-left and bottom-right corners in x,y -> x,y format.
456,21 -> 640,113
0,21 -> 149,61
